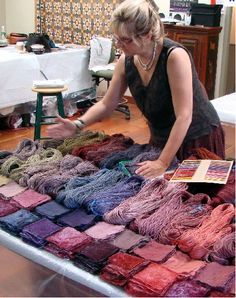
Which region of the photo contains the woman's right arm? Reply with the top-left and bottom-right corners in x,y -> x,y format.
46,54 -> 127,139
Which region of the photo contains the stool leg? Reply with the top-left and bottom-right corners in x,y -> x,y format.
57,92 -> 65,118
34,93 -> 43,140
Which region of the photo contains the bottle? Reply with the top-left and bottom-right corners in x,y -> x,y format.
0,25 -> 8,46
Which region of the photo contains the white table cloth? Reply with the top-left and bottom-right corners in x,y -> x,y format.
0,46 -> 93,112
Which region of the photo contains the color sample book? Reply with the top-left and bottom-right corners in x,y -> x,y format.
170,160 -> 233,184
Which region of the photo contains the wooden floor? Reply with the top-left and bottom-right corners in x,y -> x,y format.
0,102 -> 235,297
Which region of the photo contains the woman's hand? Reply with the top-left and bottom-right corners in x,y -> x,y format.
46,115 -> 78,139
135,159 -> 168,179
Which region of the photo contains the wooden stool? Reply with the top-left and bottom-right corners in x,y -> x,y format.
32,85 -> 68,140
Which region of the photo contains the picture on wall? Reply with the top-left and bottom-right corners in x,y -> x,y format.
170,0 -> 198,12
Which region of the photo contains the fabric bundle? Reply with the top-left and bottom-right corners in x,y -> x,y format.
134,192 -> 212,244
99,143 -> 151,169
57,208 -> 98,231
104,178 -> 186,225
74,240 -> 119,274
10,189 -> 51,210
0,181 -> 27,199
20,218 -> 62,247
0,150 -> 13,166
0,197 -> 19,217
162,251 -> 206,278
84,221 -> 125,240
0,175 -> 11,187
165,279 -> 209,297
57,169 -> 125,209
86,176 -> 144,216
56,130 -> 107,155
193,261 -> 235,293
125,262 -> 178,296
133,240 -> 176,264
0,209 -> 40,235
45,227 -> 92,259
73,134 -> 134,165
100,252 -> 149,286
34,200 -> 70,220
206,232 -> 235,265
109,229 -> 149,252
177,203 -> 235,259
125,146 -> 179,175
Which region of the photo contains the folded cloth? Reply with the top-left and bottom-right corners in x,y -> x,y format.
84,221 -> 125,240
74,240 -> 119,274
193,262 -> 235,292
20,218 -> 62,247
57,208 -> 98,231
33,79 -> 65,88
0,197 -> 19,217
100,252 -> 149,287
45,227 -> 92,259
162,251 -> 206,278
10,189 -> 51,210
133,239 -> 176,264
125,262 -> 178,297
0,181 -> 27,199
109,229 -> 149,252
0,175 -> 11,187
165,279 -> 210,297
35,200 -> 70,220
0,209 -> 40,236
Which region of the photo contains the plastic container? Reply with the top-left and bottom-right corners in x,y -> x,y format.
190,4 -> 223,27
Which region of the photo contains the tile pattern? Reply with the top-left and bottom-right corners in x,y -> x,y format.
36,0 -> 122,45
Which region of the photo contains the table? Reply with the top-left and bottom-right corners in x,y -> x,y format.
0,45 -> 93,114
0,229 -> 128,297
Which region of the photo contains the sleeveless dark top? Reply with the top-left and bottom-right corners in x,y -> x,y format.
125,38 -> 220,145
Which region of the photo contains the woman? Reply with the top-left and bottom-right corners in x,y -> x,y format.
47,0 -> 225,179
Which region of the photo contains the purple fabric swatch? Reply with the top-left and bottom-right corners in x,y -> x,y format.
35,200 -> 70,220
57,208 -> 98,231
10,189 -> 51,210
74,240 -> 119,274
20,218 -> 62,247
0,209 -> 40,235
165,279 -> 209,297
0,197 -> 19,217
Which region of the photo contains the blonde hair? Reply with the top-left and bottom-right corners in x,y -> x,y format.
111,0 -> 164,42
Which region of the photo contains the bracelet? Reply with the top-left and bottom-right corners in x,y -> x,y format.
74,119 -> 86,130
158,158 -> 169,168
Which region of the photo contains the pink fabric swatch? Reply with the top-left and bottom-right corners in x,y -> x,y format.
162,251 -> 206,278
10,189 -> 51,210
0,181 -> 27,199
85,221 -> 125,240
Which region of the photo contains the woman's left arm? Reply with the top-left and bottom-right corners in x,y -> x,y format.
135,47 -> 193,178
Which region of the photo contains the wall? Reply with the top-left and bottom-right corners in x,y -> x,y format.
0,0 -> 6,27
5,0 -> 35,34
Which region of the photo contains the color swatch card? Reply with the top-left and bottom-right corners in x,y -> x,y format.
170,160 -> 233,184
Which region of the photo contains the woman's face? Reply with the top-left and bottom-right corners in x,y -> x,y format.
113,33 -> 147,56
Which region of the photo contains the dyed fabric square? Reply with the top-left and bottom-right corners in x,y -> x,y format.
45,227 -> 92,259
35,200 -> 70,220
0,181 -> 27,199
10,189 -> 51,210
125,262 -> 178,297
0,209 -> 40,235
109,229 -> 149,252
84,221 -> 125,240
165,279 -> 209,297
57,208 -> 98,231
194,262 -> 235,292
133,239 -> 176,263
20,218 -> 62,247
0,197 -> 19,217
100,252 -> 149,287
74,240 -> 119,274
162,251 -> 206,278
